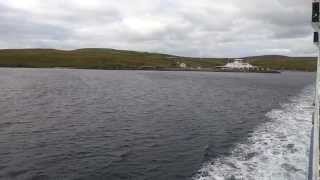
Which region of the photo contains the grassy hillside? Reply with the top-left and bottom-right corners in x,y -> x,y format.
0,48 -> 316,71
245,55 -> 317,71
0,48 -> 226,69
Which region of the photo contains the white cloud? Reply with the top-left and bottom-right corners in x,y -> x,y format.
0,0 -> 314,57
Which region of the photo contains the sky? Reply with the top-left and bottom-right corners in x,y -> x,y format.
0,0 -> 315,57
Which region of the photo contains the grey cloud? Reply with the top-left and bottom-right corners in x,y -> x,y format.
0,0 -> 315,57
0,3 -> 72,47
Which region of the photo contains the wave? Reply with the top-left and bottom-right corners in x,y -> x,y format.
194,85 -> 314,180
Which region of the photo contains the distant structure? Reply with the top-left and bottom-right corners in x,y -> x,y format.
177,61 -> 187,68
216,59 -> 258,70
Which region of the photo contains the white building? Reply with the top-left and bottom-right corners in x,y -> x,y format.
177,62 -> 187,68
216,59 -> 257,70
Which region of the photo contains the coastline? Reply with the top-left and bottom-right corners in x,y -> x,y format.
0,66 -> 283,73
0,48 -> 316,72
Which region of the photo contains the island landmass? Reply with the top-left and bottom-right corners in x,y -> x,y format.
0,48 -> 316,72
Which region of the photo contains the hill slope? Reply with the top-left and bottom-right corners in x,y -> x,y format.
0,48 -> 316,71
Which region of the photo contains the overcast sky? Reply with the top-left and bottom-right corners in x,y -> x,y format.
0,0 -> 315,57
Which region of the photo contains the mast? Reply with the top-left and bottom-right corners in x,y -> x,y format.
310,1 -> 320,179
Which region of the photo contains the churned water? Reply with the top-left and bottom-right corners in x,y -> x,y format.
0,69 -> 314,180
194,85 -> 314,180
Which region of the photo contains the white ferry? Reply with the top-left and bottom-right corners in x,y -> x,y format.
215,59 -> 279,73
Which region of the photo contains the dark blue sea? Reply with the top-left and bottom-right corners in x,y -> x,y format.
0,69 -> 315,180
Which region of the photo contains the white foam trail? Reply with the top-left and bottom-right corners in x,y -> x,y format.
194,86 -> 314,180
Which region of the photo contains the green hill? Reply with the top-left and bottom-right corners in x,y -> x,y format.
245,55 -> 316,71
0,48 -> 316,71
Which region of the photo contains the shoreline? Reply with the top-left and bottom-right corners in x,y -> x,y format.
0,66 -> 284,73
0,49 -> 316,72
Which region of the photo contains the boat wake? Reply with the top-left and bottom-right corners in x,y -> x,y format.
194,85 -> 314,180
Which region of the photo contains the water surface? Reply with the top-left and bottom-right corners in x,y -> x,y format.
0,69 -> 314,180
